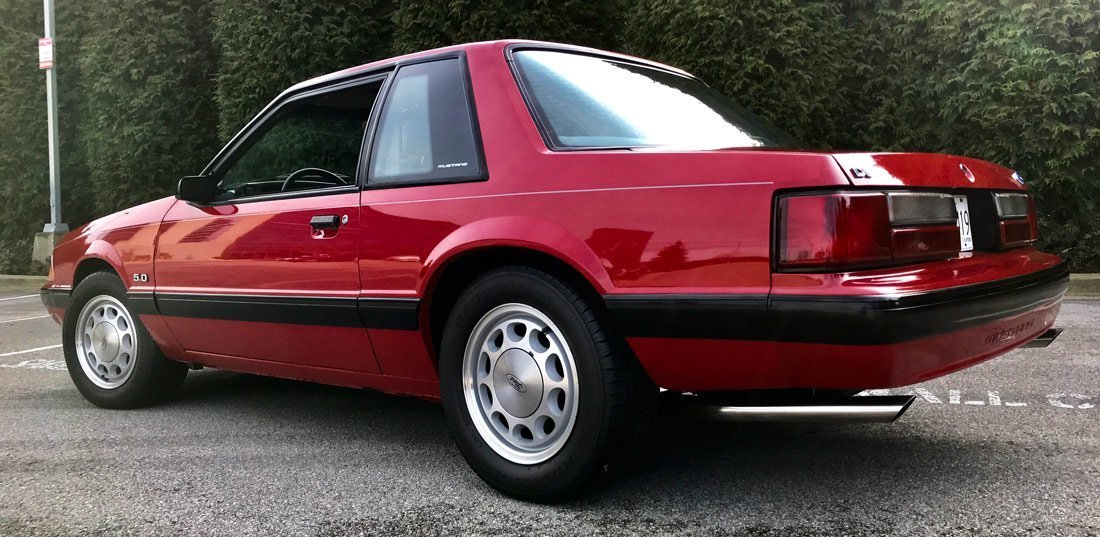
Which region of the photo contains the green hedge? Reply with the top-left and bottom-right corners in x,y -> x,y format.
0,6 -> 49,273
212,0 -> 392,140
391,0 -> 622,54
77,0 -> 219,215
0,0 -> 1097,272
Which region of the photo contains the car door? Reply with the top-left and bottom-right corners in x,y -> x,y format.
154,75 -> 387,373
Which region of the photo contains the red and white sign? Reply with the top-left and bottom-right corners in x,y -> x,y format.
38,37 -> 53,69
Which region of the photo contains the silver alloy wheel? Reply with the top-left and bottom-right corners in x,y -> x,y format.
74,295 -> 138,389
462,303 -> 580,465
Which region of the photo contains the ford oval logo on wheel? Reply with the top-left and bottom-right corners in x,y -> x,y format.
505,374 -> 527,393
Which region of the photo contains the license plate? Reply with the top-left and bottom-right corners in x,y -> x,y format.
954,195 -> 974,252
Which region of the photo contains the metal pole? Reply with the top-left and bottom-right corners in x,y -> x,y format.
42,0 -> 67,233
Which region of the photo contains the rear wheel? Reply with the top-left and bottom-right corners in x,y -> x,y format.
63,272 -> 187,408
461,303 -> 579,465
439,266 -> 656,501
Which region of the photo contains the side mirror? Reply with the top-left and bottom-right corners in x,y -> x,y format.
176,175 -> 218,204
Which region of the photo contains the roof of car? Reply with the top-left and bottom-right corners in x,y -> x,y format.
284,39 -> 692,95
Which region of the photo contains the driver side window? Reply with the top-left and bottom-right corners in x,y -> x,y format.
217,80 -> 382,200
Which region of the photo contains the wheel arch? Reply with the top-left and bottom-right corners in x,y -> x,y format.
420,220 -> 614,361
73,247 -> 126,289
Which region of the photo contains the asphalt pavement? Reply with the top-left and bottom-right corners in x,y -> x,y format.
0,289 -> 1097,536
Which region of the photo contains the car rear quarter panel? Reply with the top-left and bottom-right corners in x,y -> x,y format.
361,163 -> 831,298
358,150 -> 846,392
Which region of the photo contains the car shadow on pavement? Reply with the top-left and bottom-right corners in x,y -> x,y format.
166,370 -> 1046,527
585,409 -> 1050,528
169,369 -> 451,445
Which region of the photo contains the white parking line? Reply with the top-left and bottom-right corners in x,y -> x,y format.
0,314 -> 50,323
0,344 -> 62,357
866,388 -> 1096,410
0,359 -> 65,371
0,294 -> 37,302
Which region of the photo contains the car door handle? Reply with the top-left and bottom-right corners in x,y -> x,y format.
309,215 -> 341,229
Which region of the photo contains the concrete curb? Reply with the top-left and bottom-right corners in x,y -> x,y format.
2,274 -> 1098,297
0,275 -> 47,293
1068,273 -> 1100,299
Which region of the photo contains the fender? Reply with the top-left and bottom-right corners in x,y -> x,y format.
419,215 -> 614,297
58,196 -> 178,289
57,198 -> 183,357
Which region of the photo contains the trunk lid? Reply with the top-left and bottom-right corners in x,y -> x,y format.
831,152 -> 1026,191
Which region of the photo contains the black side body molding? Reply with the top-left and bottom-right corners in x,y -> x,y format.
357,298 -> 420,330
137,292 -> 421,330
603,295 -> 768,340
126,292 -> 159,316
154,293 -> 362,327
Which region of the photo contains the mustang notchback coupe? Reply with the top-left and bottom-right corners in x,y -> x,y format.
41,40 -> 1068,500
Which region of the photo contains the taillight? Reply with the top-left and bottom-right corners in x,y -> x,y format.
777,191 -> 960,271
776,193 -> 891,269
994,193 -> 1038,248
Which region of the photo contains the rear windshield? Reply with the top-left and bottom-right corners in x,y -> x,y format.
512,50 -> 802,150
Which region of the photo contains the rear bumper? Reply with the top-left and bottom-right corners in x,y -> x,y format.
607,262 -> 1068,391
769,262 -> 1069,345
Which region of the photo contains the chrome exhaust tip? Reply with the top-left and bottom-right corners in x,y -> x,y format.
1022,327 -> 1063,348
705,395 -> 916,424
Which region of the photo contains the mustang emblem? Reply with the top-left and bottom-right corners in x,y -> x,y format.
505,374 -> 527,393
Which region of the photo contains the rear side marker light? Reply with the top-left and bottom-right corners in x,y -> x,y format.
994,192 -> 1038,248
778,191 -> 962,271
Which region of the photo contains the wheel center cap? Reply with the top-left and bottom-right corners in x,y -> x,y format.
493,349 -> 543,418
91,322 -> 121,362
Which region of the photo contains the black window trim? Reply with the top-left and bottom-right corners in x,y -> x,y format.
190,50 -> 488,205
504,43 -> 707,153
203,67 -> 395,176
361,50 -> 489,191
196,73 -> 390,206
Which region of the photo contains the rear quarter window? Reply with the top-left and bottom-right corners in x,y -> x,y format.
369,58 -> 484,185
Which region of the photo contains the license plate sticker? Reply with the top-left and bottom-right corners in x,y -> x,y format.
954,195 -> 974,252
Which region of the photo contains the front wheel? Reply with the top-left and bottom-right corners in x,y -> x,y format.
63,272 -> 187,409
439,267 -> 656,501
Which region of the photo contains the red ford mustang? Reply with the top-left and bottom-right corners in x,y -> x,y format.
41,40 -> 1067,500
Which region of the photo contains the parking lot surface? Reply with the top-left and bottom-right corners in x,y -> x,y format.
0,289 -> 1097,536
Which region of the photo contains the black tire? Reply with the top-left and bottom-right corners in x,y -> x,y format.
63,271 -> 187,409
439,266 -> 657,502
